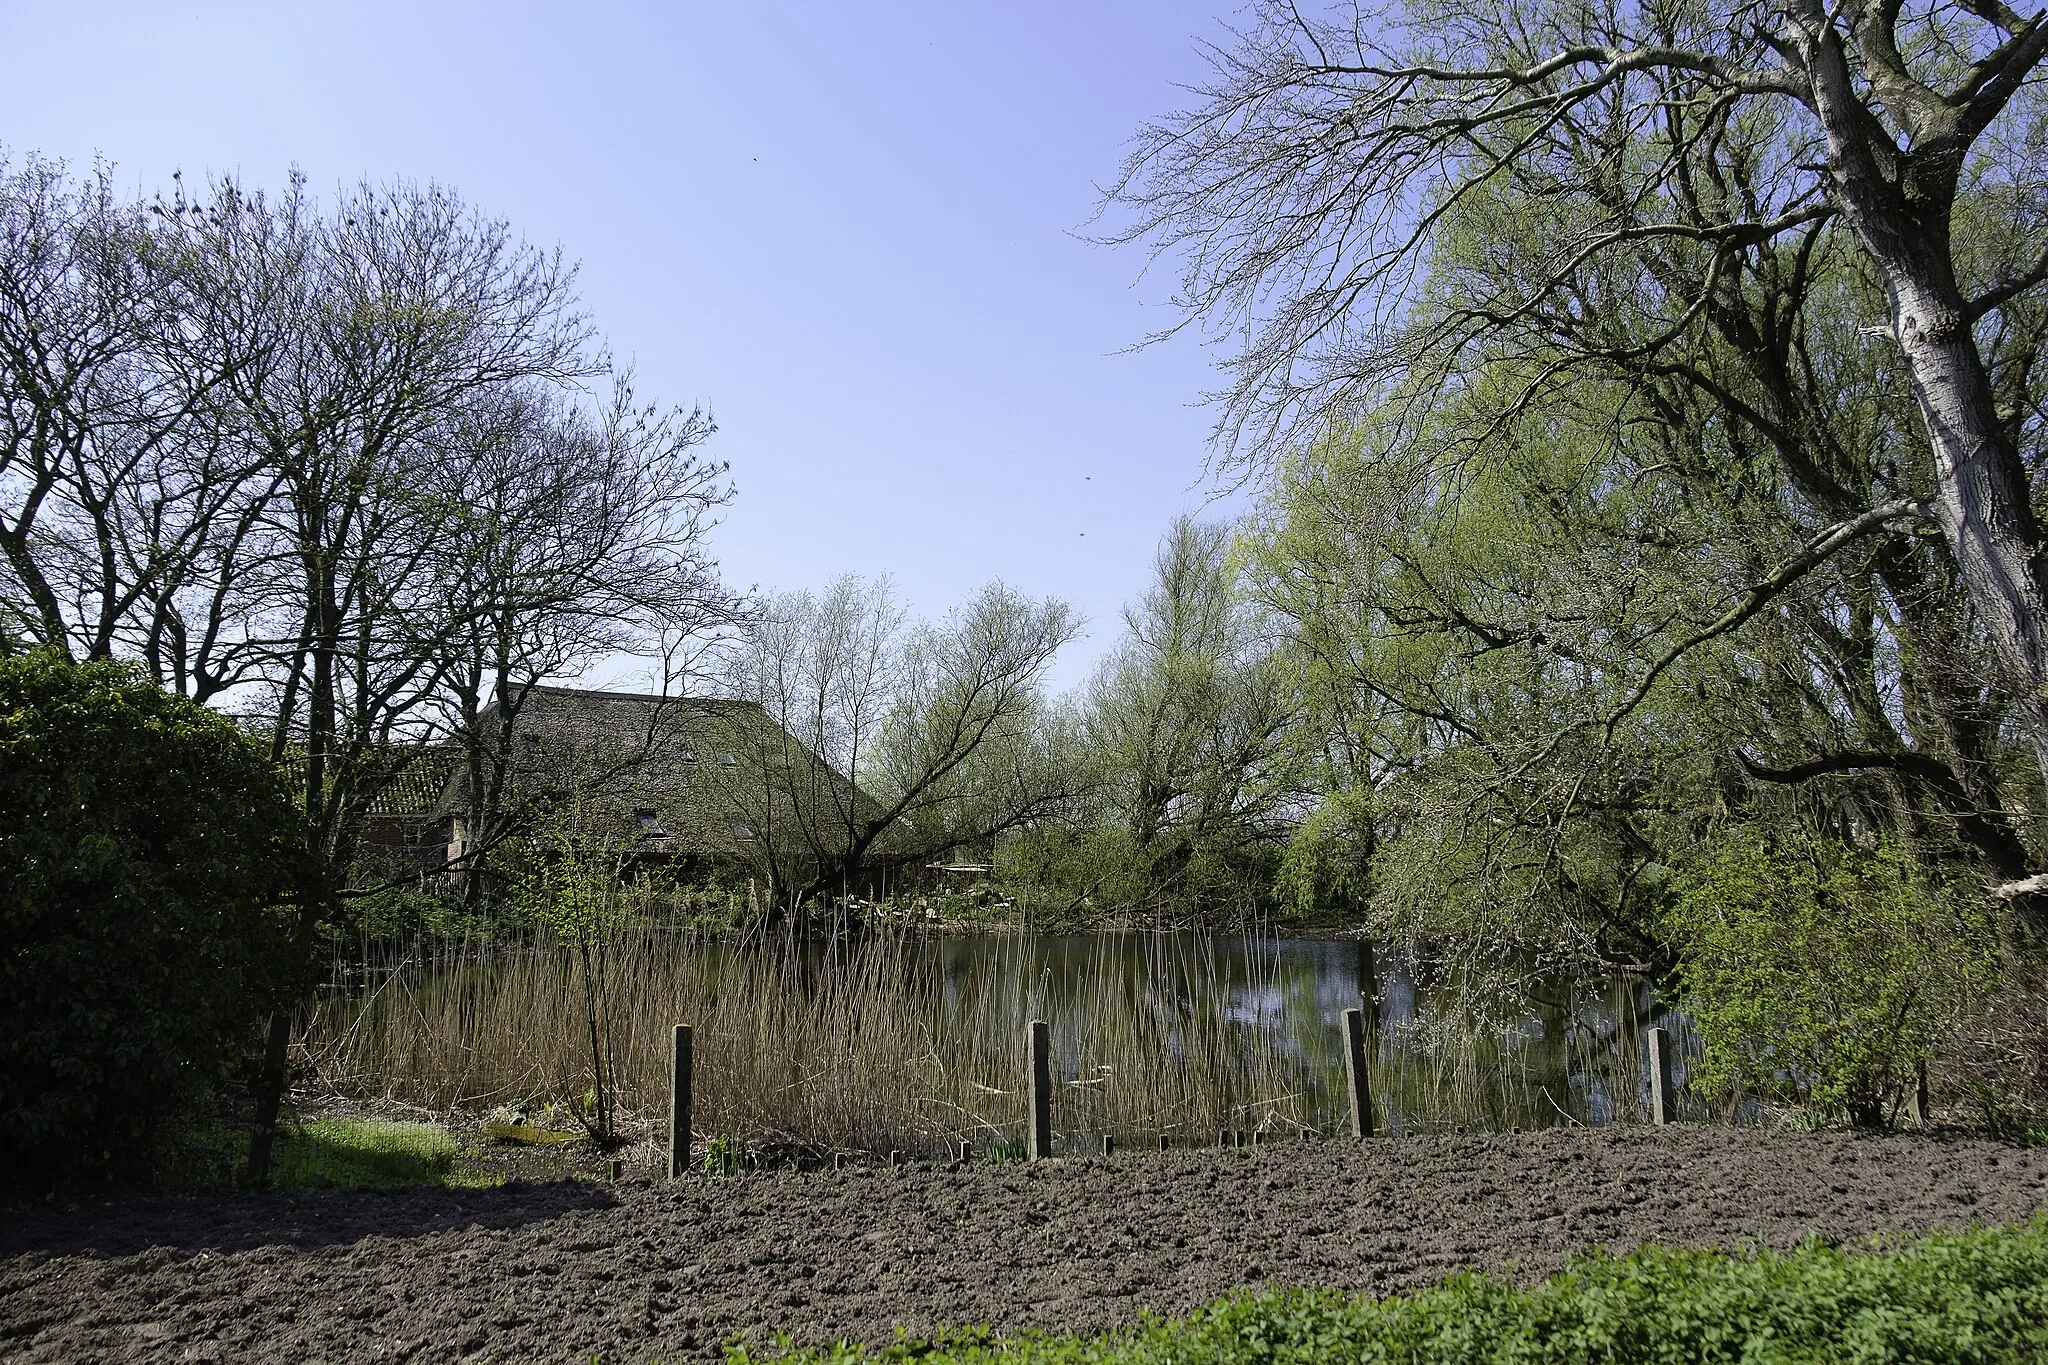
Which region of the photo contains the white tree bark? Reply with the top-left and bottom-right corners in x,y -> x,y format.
1791,0 -> 2048,782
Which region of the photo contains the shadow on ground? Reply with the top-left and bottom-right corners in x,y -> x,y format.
0,1178 -> 620,1258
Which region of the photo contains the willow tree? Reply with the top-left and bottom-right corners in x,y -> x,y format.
1082,516 -> 1299,909
1107,0 -> 2048,850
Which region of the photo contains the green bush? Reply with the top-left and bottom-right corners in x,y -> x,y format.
744,1220 -> 2048,1364
1666,829 -> 1998,1127
0,650 -> 304,1197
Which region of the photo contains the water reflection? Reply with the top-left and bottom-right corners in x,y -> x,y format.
913,932 -> 1698,1140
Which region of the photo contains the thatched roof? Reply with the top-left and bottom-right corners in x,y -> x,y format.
466,684 -> 876,863
279,744 -> 462,819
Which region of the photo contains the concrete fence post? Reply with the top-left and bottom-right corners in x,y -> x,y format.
1027,1019 -> 1052,1159
1342,1006 -> 1375,1139
667,1024 -> 693,1179
1647,1026 -> 1674,1126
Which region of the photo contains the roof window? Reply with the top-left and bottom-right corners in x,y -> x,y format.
717,751 -> 737,767
731,822 -> 755,842
636,808 -> 668,838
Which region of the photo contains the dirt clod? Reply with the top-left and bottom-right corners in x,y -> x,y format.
4,1127 -> 2046,1363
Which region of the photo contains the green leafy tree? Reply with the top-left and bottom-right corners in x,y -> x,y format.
0,651 -> 302,1195
1668,829 -> 2000,1127
1110,0 -> 2048,809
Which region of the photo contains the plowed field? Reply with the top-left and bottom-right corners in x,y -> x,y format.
6,1127 -> 2047,1363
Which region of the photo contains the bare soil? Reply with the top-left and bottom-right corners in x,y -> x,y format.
5,1126 -> 2047,1364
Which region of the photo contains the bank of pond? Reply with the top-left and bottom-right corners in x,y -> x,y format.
302,931 -> 1702,1161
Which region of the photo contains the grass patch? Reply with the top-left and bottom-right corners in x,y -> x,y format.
269,1118 -> 500,1191
736,1219 -> 2048,1364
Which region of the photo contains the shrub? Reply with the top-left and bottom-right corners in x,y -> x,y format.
1665,829 -> 1998,1127
0,650 -> 303,1197
1940,958 -> 2048,1144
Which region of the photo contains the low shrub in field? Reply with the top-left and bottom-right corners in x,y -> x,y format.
738,1220 -> 2048,1364
0,650 -> 304,1199
1665,828 -> 1999,1128
1942,959 -> 2048,1146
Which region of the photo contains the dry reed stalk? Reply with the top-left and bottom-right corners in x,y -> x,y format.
299,930 -> 1677,1154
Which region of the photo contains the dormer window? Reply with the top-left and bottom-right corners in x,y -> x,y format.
636,808 -> 668,838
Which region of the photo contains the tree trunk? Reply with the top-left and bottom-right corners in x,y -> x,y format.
244,1007 -> 294,1186
1888,279 -> 2048,781
245,883 -> 326,1186
1797,6 -> 2048,793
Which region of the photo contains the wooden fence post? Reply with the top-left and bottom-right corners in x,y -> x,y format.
667,1023 -> 693,1179
1647,1026 -> 1674,1126
1027,1018 -> 1052,1159
1342,1007 -> 1375,1138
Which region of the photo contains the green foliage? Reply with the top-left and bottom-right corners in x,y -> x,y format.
743,1220 -> 2048,1364
0,650 -> 304,1197
1667,830 -> 2000,1127
509,830 -> 633,942
1275,787 -> 1373,918
976,1131 -> 1028,1165
1241,385 -> 1737,971
344,884 -> 492,941
701,1133 -> 748,1177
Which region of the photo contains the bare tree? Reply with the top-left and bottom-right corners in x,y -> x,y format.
716,576 -> 1080,914
429,375 -> 737,905
164,172 -> 599,1178
715,576 -> 903,907
0,157 -> 249,665
1105,0 -> 2048,792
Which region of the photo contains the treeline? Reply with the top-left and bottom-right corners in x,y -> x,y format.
0,153 -> 737,886
1052,0 -> 2048,1131
11,0 -> 2048,1144
0,154 -> 758,1178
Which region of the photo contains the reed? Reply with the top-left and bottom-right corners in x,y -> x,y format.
299,929 -> 1686,1158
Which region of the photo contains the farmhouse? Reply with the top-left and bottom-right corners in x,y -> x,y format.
437,684 -> 878,881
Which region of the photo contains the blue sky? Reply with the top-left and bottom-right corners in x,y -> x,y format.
1,2 -> 1245,690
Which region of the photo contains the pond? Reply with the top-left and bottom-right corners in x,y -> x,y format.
303,929 -> 1699,1159
921,933 -> 1698,1141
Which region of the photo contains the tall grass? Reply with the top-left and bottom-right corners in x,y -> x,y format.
299,929 -> 1689,1158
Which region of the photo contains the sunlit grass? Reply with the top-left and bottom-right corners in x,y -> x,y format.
268,1118 -> 502,1190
